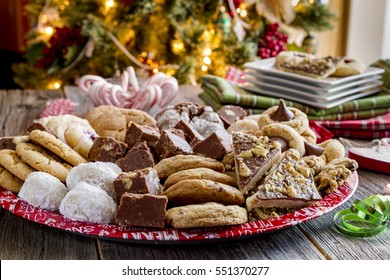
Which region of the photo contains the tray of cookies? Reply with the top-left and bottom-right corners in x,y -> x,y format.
0,101 -> 358,243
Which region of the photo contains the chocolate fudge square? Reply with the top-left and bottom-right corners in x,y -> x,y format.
217,105 -> 247,128
125,122 -> 160,149
193,132 -> 231,160
116,193 -> 168,228
88,137 -> 127,162
113,167 -> 162,203
24,123 -> 56,136
155,130 -> 193,159
174,120 -> 204,146
116,142 -> 155,172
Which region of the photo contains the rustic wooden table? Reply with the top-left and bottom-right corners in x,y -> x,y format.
0,87 -> 389,260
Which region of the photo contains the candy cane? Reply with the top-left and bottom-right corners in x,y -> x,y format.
78,66 -> 178,112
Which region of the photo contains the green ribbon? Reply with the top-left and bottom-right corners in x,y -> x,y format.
334,194 -> 390,237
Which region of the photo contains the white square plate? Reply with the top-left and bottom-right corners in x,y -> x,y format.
244,58 -> 384,87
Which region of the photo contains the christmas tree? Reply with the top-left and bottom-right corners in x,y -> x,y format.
13,0 -> 335,89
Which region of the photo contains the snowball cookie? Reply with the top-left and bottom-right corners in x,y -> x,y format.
59,182 -> 116,224
37,114 -> 96,144
66,162 -> 121,198
19,172 -> 68,211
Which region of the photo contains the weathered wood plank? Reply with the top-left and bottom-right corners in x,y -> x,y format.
64,86 -> 95,117
0,210 -> 99,259
298,169 -> 390,260
0,89 -> 63,136
97,226 -> 325,260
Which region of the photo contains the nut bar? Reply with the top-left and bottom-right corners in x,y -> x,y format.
217,105 -> 247,128
124,122 -> 160,149
193,131 -> 232,160
116,193 -> 168,228
88,136 -> 127,162
246,149 -> 321,213
113,167 -> 162,203
174,120 -> 204,146
155,129 -> 193,159
116,142 -> 154,172
232,132 -> 281,194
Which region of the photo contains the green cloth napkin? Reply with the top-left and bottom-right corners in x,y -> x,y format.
201,75 -> 390,121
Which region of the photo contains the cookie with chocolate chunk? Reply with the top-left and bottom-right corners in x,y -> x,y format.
166,202 -> 248,228
162,179 -> 244,207
154,154 -> 225,179
164,167 -> 237,190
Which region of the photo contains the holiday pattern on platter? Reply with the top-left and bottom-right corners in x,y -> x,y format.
0,172 -> 357,243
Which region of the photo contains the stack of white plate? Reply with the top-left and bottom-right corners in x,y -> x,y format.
242,58 -> 385,109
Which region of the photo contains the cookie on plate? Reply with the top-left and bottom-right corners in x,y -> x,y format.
257,100 -> 309,134
154,154 -> 225,178
16,142 -> 69,182
29,130 -> 87,166
165,202 -> 248,228
332,58 -> 366,77
0,164 -> 24,193
162,179 -> 244,207
260,123 -> 305,156
164,167 -> 237,190
0,149 -> 36,181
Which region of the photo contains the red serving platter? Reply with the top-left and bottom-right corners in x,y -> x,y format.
0,172 -> 358,244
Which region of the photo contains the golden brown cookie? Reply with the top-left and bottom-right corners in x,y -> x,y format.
319,139 -> 345,163
301,128 -> 317,144
16,143 -> 69,182
162,179 -> 244,207
85,105 -> 156,142
333,58 -> 366,77
0,149 -> 35,181
300,155 -> 326,176
260,123 -> 305,156
164,167 -> 237,190
0,164 -> 24,193
29,130 -> 87,166
315,157 -> 358,195
227,119 -> 259,134
154,154 -> 225,178
165,202 -> 248,228
258,102 -> 309,134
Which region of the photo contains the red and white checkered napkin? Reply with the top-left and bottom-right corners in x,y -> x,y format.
40,98 -> 76,118
225,66 -> 246,85
316,113 -> 390,139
